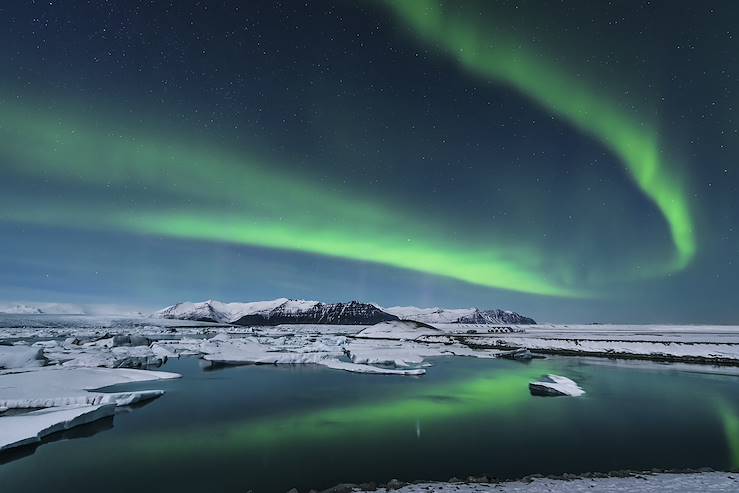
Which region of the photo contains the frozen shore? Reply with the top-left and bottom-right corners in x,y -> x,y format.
345,471 -> 739,492
442,324 -> 739,365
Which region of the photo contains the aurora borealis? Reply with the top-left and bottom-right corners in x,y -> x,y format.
0,1 -> 737,322
0,100 -> 582,298
382,0 -> 696,270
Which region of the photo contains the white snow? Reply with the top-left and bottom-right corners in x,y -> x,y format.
0,404 -> 116,452
0,302 -> 85,315
356,472 -> 739,492
36,339 -> 168,369
176,335 -> 428,375
383,306 -> 532,324
346,338 -> 502,369
154,299 -> 532,325
0,345 -> 45,369
154,298 -> 319,323
384,306 -> 478,324
4,317 -> 739,378
0,367 -> 180,451
0,366 -> 179,408
355,320 -> 442,340
463,324 -> 739,363
321,359 -> 426,376
152,322 -> 508,375
529,374 -> 585,397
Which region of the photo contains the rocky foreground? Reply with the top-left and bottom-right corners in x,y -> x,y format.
338,471 -> 739,493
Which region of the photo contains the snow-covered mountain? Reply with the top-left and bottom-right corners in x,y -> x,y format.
0,303 -> 86,315
384,306 -> 536,325
155,299 -> 308,324
155,299 -> 536,325
456,308 -> 536,324
155,298 -> 399,325
382,306 -> 474,324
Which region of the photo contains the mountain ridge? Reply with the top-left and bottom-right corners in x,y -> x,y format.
155,299 -> 536,325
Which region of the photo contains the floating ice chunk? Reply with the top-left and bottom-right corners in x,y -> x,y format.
0,367 -> 179,409
0,345 -> 46,369
355,320 -> 442,341
322,359 -> 426,375
196,336 -> 426,375
0,367 -> 179,451
150,343 -> 179,359
346,337 -> 505,370
529,374 -> 585,397
0,404 -> 115,452
0,390 -> 164,410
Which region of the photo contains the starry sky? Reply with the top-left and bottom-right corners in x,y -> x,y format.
0,1 -> 737,323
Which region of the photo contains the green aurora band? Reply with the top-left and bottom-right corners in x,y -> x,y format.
69,364 -> 739,470
0,102 -> 580,297
717,400 -> 739,469
0,0 -> 699,297
124,366 -> 544,457
378,0 -> 696,270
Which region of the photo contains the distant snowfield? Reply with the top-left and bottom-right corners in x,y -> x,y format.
0,302 -> 85,315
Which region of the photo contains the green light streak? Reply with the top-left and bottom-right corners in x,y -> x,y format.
717,400 -> 739,469
130,366 -> 543,456
379,0 -> 695,270
0,102 -> 584,297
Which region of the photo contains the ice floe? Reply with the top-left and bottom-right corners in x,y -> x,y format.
0,345 -> 46,369
0,405 -> 116,452
0,367 -> 179,451
146,321 -> 509,375
355,320 -> 442,340
529,374 -> 585,397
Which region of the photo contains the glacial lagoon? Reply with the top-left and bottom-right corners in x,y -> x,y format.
1,354 -> 738,492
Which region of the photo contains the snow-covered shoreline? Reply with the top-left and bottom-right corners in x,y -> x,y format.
449,324 -> 739,365
343,471 -> 739,492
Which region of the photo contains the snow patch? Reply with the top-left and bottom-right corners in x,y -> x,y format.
0,302 -> 85,315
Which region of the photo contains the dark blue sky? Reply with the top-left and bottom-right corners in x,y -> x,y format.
0,1 -> 736,323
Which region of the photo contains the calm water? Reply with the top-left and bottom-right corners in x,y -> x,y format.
1,356 -> 738,492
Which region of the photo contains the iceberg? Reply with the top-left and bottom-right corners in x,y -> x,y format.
0,345 -> 46,369
0,405 -> 116,452
529,374 -> 585,397
0,367 -> 179,451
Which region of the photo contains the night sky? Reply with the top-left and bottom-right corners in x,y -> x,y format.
0,1 -> 737,323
